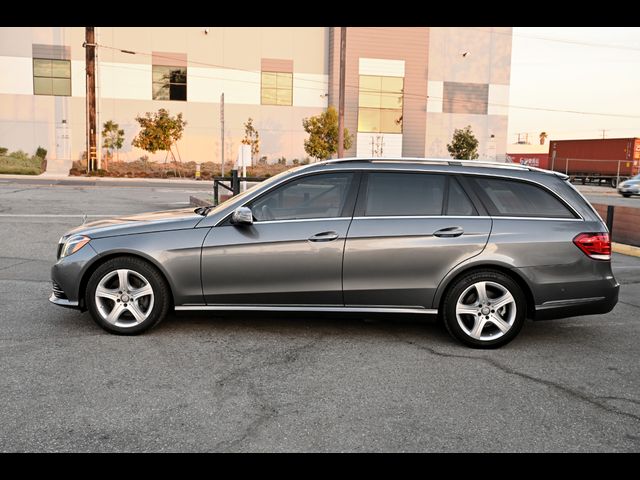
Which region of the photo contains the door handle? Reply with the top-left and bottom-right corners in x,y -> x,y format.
433,226 -> 464,238
308,231 -> 339,242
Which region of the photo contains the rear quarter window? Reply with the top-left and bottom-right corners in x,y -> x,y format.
468,176 -> 576,219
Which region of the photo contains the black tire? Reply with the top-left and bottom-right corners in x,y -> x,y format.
85,256 -> 171,335
622,193 -> 632,198
441,270 -> 526,349
611,178 -> 618,188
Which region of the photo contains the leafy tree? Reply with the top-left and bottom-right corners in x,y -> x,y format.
447,125 -> 479,160
302,106 -> 353,161
102,120 -> 125,163
539,131 -> 548,145
132,109 -> 187,163
241,117 -> 260,164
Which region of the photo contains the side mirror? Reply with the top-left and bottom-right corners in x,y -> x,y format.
231,206 -> 253,225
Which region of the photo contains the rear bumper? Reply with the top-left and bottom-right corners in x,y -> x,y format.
533,283 -> 619,320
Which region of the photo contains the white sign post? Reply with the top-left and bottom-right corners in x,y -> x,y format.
235,144 -> 251,192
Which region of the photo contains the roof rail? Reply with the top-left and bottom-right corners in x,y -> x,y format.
323,157 -> 532,171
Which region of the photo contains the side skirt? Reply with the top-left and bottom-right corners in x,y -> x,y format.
175,305 -> 438,315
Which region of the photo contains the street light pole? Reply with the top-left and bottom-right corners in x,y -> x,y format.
85,27 -> 97,172
337,27 -> 347,158
220,92 -> 225,177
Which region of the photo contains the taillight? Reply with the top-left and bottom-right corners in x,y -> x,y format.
573,232 -> 611,260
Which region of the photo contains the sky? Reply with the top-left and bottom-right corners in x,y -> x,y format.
507,27 -> 640,145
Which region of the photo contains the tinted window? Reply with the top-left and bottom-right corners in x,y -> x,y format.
365,173 -> 445,216
251,173 -> 354,221
447,177 -> 477,216
470,177 -> 575,218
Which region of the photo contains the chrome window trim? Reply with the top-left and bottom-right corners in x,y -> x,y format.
351,215 -> 582,222
252,217 -> 348,225
175,305 -> 438,314
352,215 -> 491,220
214,166 -> 584,226
489,216 -> 584,222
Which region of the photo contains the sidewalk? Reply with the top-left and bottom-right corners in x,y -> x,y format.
0,171 -> 211,187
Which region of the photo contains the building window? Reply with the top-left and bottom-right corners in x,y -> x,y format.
33,58 -> 71,96
152,65 -> 187,101
358,75 -> 403,134
442,82 -> 488,115
261,71 -> 293,106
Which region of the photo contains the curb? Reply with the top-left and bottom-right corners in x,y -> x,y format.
612,242 -> 640,258
0,172 -> 209,185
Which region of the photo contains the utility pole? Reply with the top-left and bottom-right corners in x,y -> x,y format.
85,27 -> 97,172
220,93 -> 225,177
601,129 -> 608,139
337,27 -> 347,158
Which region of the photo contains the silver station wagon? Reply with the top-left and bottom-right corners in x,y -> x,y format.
50,158 -> 619,348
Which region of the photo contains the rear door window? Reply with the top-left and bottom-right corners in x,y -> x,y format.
468,177 -> 576,218
364,173 -> 446,216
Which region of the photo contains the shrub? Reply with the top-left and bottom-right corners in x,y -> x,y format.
11,150 -> 30,162
35,146 -> 47,160
0,147 -> 8,156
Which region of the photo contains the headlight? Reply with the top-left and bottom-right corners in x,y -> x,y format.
59,235 -> 91,258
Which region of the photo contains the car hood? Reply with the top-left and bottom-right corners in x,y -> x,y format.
62,208 -> 204,239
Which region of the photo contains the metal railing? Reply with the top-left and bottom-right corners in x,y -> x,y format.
212,169 -> 264,205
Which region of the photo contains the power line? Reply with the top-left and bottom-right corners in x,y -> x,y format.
94,41 -> 640,120
467,27 -> 640,53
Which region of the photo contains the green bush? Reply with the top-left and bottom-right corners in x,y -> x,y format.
0,149 -> 46,175
11,150 -> 30,162
35,146 -> 47,159
0,147 -> 7,156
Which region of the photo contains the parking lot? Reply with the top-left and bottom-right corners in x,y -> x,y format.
0,179 -> 639,452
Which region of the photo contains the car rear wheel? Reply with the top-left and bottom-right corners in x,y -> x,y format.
442,270 -> 526,348
622,193 -> 632,198
86,257 -> 170,335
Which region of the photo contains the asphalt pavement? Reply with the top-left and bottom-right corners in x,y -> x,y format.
0,180 -> 639,452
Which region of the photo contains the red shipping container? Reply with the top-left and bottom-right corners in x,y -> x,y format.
506,153 -> 549,170
548,138 -> 640,177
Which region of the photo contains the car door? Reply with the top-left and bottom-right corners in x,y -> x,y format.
342,172 -> 492,309
201,171 -> 359,306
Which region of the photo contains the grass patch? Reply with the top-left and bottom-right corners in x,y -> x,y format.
0,151 -> 46,175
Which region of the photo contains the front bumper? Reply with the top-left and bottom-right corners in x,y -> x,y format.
50,242 -> 99,310
49,292 -> 79,309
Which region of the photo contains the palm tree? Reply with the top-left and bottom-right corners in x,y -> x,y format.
539,131 -> 548,145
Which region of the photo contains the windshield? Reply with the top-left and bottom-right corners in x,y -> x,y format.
632,174 -> 640,181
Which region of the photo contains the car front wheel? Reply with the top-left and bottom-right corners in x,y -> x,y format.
442,270 -> 526,348
85,257 -> 170,335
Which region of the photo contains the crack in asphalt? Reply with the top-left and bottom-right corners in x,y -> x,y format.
211,334 -> 325,451
618,300 -> 640,309
596,396 -> 640,407
396,336 -> 640,424
0,259 -> 34,272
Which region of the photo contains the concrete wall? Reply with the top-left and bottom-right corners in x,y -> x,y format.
0,27 -> 329,170
425,27 -> 512,161
0,26 -> 511,173
328,27 -> 429,158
